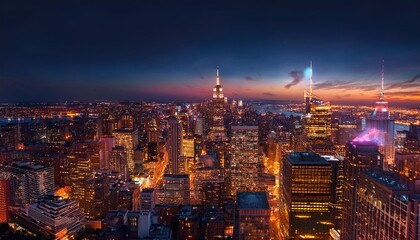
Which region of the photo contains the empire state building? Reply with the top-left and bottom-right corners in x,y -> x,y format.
366,60 -> 395,168
209,68 -> 227,141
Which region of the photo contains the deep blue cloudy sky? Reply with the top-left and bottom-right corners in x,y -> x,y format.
1,1 -> 420,105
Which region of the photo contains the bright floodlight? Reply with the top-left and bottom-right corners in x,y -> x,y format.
304,67 -> 312,78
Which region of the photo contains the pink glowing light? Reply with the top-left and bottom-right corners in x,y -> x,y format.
352,128 -> 384,146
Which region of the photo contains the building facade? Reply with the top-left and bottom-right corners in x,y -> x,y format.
280,152 -> 334,239
341,141 -> 383,240
229,126 -> 261,196
234,192 -> 270,240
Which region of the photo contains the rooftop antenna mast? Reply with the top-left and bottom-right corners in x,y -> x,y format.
216,66 -> 220,85
380,59 -> 385,100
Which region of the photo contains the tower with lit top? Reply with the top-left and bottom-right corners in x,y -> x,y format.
213,68 -> 224,100
209,67 -> 227,142
304,62 -> 334,155
366,60 -> 395,168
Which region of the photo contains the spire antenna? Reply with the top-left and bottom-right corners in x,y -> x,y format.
381,59 -> 385,100
309,61 -> 313,97
216,66 -> 220,85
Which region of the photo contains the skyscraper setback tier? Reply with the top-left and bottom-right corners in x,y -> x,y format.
11,197 -> 85,239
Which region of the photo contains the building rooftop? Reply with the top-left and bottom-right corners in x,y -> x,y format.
147,224 -> 171,239
364,171 -> 408,191
349,140 -> 379,147
286,152 -> 329,165
236,192 -> 269,210
231,125 -> 258,131
142,188 -> 155,193
163,174 -> 189,179
12,161 -> 50,171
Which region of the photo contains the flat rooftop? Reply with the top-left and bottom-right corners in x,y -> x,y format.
364,171 -> 408,191
286,152 -> 329,165
236,192 -> 269,210
163,174 -> 189,179
231,125 -> 258,130
142,188 -> 155,193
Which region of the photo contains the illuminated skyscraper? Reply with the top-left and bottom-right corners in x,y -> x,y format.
395,151 -> 420,182
113,129 -> 139,171
167,117 -> 183,174
366,61 -> 395,167
209,68 -> 227,142
84,174 -> 110,220
9,161 -> 54,206
304,62 -> 334,155
119,112 -> 134,130
229,126 -> 261,196
147,118 -> 159,143
182,136 -> 195,173
110,146 -> 128,180
194,115 -> 204,136
157,174 -> 190,205
341,141 -> 383,240
355,171 -> 420,239
405,124 -> 420,151
194,163 -> 225,205
280,152 -> 334,239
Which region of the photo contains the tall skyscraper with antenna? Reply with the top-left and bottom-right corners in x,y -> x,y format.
366,60 -> 395,167
304,62 -> 334,155
209,67 -> 227,142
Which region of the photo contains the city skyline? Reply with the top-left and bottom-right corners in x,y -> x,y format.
1,1 -> 420,105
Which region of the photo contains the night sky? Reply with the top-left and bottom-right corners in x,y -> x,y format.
1,1 -> 420,105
